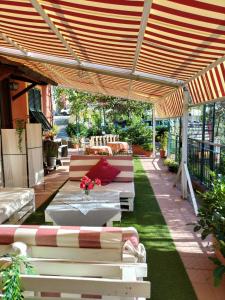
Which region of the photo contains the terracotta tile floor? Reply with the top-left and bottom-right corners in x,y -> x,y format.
33,151 -> 77,208
140,156 -> 225,300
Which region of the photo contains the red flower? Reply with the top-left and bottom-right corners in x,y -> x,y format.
80,182 -> 86,189
81,176 -> 91,184
88,182 -> 94,190
95,178 -> 101,186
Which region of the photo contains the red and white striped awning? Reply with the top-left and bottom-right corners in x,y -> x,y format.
0,0 -> 225,117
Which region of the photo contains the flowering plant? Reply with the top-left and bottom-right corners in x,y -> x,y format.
80,176 -> 101,195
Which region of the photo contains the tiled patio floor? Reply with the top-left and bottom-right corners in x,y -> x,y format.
141,156 -> 225,300
33,153 -> 225,299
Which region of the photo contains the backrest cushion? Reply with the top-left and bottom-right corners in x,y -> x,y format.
86,158 -> 120,185
0,225 -> 139,249
69,155 -> 133,182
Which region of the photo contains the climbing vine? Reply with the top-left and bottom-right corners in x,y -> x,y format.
15,119 -> 26,153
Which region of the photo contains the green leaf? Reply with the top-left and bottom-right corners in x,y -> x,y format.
213,265 -> 225,287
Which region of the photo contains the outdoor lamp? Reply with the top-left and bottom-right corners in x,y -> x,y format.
9,81 -> 19,91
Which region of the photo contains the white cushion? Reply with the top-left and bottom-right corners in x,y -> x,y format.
60,180 -> 135,199
0,188 -> 34,223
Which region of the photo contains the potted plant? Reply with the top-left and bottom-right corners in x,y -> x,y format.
164,158 -> 179,173
71,135 -> 81,149
160,132 -> 168,158
193,174 -> 225,286
43,140 -> 58,168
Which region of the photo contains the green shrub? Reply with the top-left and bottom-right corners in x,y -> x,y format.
194,174 -> 225,286
142,143 -> 153,151
164,158 -> 179,173
86,126 -> 103,137
66,123 -> 88,138
118,117 -> 152,146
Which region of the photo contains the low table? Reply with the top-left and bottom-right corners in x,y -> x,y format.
45,190 -> 121,226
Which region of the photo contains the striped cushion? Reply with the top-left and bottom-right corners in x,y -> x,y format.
0,225 -> 139,249
69,155 -> 133,182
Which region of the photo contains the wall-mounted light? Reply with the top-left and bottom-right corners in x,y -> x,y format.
9,81 -> 19,91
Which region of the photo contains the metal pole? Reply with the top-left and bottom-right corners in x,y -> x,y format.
181,87 -> 189,199
200,105 -> 206,182
209,103 -> 215,172
152,106 -> 156,158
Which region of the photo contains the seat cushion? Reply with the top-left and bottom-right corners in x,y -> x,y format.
60,180 -> 135,198
0,225 -> 139,249
69,155 -> 133,182
0,188 -> 34,223
86,158 -> 120,185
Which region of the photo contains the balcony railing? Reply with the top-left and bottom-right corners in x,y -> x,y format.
187,138 -> 225,187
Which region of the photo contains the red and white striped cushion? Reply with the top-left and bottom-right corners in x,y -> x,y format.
69,155 -> 133,182
0,225 -> 138,249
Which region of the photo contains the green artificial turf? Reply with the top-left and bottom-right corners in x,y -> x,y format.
118,158 -> 197,300
24,158 -> 197,300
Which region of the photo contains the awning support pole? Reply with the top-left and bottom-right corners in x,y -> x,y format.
181,86 -> 189,199
152,106 -> 156,158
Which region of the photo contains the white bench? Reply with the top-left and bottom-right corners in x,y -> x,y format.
61,155 -> 135,211
0,188 -> 35,224
0,225 -> 150,299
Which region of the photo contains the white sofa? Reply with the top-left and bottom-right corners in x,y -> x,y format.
0,225 -> 150,299
0,188 -> 35,224
61,155 -> 135,211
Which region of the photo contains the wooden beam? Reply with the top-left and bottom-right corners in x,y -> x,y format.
0,47 -> 183,87
10,75 -> 46,85
0,67 -> 14,81
0,56 -> 57,85
12,82 -> 37,101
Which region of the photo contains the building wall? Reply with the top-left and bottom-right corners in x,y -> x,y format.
41,85 -> 53,125
11,81 -> 29,128
10,82 -> 53,128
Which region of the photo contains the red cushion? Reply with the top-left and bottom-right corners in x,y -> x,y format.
86,158 -> 121,185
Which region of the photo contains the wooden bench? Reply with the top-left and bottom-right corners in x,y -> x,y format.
0,225 -> 150,299
60,155 -> 135,211
0,188 -> 35,224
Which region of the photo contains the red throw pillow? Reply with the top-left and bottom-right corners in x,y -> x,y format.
86,158 -> 121,185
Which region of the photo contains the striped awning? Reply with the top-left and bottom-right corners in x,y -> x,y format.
0,0 -> 225,117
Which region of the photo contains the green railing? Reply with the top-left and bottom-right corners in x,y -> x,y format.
187,138 -> 225,187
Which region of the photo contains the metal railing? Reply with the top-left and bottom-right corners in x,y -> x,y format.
188,138 -> 225,187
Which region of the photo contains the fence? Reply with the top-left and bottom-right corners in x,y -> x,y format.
187,138 -> 225,187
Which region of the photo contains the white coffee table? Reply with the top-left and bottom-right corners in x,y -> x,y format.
45,190 -> 121,226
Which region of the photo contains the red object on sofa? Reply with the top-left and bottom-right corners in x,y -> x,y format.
86,157 -> 121,185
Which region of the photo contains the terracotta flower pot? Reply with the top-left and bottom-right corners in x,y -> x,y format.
160,149 -> 166,158
132,145 -> 152,157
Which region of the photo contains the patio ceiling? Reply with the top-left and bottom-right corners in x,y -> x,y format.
0,0 -> 225,117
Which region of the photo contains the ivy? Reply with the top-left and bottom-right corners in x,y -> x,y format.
15,119 -> 26,154
0,255 -> 34,300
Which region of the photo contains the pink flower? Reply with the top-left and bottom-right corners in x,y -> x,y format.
88,182 -> 94,190
80,182 -> 86,189
81,176 -> 91,184
95,178 -> 101,186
